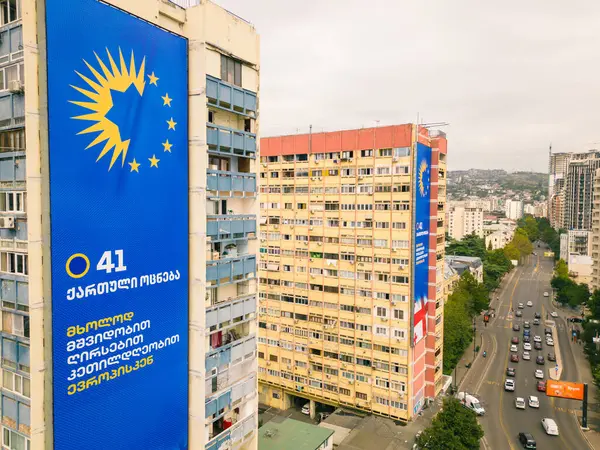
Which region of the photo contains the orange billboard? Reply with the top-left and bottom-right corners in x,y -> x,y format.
546,381 -> 585,401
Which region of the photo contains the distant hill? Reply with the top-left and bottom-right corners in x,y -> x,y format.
447,169 -> 547,200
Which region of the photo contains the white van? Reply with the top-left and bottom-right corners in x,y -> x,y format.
541,418 -> 559,436
456,392 -> 485,416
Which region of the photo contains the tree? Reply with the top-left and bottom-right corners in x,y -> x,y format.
523,215 -> 540,242
416,397 -> 484,450
554,259 -> 569,279
503,243 -> 520,261
588,290 -> 600,320
512,228 -> 533,258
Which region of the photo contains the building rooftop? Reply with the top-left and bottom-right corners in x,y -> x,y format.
445,255 -> 483,269
258,418 -> 334,450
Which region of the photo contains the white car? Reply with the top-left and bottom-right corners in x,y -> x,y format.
535,369 -> 544,379
523,351 -> 531,360
551,311 -> 558,318
524,342 -> 532,351
542,417 -> 559,435
528,396 -> 540,408
527,301 -> 533,307
504,379 -> 515,391
301,403 -> 310,415
510,345 -> 518,353
544,292 -> 550,297
534,335 -> 542,343
546,338 -> 554,346
518,303 -> 524,309
515,397 -> 526,409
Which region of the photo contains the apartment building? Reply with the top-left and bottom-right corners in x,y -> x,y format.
505,199 -> 524,220
591,168 -> 600,292
257,125 -> 448,422
23,0 -> 259,449
447,203 -> 483,240
564,150 -> 600,231
548,152 -> 571,229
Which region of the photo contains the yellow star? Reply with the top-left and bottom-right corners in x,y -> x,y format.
148,72 -> 159,86
162,93 -> 172,107
162,139 -> 173,153
149,155 -> 160,168
167,117 -> 177,130
128,158 -> 140,173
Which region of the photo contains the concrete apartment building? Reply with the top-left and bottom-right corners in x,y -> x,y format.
447,202 -> 483,240
18,0 -> 259,449
548,152 -> 571,229
591,169 -> 600,292
257,125 -> 448,422
504,199 -> 524,220
564,150 -> 600,231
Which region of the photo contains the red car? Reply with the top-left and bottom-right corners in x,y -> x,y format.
511,354 -> 519,363
537,380 -> 546,392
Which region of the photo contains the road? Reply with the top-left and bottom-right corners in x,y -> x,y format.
460,247 -> 591,450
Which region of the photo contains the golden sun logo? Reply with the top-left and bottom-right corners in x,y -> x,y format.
418,159 -> 429,197
70,48 -> 146,169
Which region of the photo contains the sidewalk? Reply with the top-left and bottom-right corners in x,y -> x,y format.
570,336 -> 600,448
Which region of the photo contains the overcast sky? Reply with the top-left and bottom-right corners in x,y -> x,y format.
214,0 -> 600,172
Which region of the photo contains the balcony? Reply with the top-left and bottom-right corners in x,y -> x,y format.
206,75 -> 257,118
206,170 -> 256,197
208,321 -> 252,354
206,334 -> 256,373
207,215 -> 256,242
206,255 -> 256,287
206,294 -> 256,331
205,374 -> 256,423
207,124 -> 256,159
0,92 -> 24,131
205,353 -> 255,396
205,412 -> 256,450
0,152 -> 25,189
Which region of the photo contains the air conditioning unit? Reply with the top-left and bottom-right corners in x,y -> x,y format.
392,248 -> 398,252
396,338 -> 402,343
349,380 -> 354,385
290,225 -> 294,229
348,158 -> 353,162
326,374 -> 331,379
368,193 -> 373,196
382,318 -> 388,322
315,160 -> 320,165
393,157 -> 398,162
262,163 -> 267,167
309,226 -> 314,231
317,242 -> 322,246
349,260 -> 355,265
398,265 -> 405,270
273,224 -> 279,229
267,362 -> 271,366
0,217 -> 15,229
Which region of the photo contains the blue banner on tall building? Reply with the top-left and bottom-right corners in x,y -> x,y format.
46,1 -> 188,448
413,142 -> 432,346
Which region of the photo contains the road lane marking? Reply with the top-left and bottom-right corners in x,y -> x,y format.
498,342 -> 516,450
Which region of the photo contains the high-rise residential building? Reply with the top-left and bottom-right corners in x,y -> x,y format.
505,199 -> 524,220
447,203 -> 483,240
564,150 -> 600,231
21,0 -> 260,449
548,152 -> 571,229
591,169 -> 600,292
257,125 -> 448,422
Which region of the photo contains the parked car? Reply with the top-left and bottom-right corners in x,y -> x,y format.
519,432 -> 537,449
518,303 -> 524,309
505,379 -> 515,391
512,336 -> 520,344
536,356 -> 545,365
534,335 -> 542,343
456,392 -> 485,416
507,367 -> 516,377
534,342 -> 542,350
533,318 -> 540,326
546,338 -> 554,347
523,329 -> 531,337
511,354 -> 520,363
534,369 -> 544,379
524,343 -> 532,351
544,328 -> 552,336
523,335 -> 531,343
551,311 -> 558,318
513,324 -> 521,331
523,321 -> 531,329
541,418 -> 559,436
528,396 -> 539,408
537,380 -> 546,392
516,310 -> 523,317
515,397 -> 526,409
534,312 -> 541,319
301,403 -> 310,415
511,345 -> 518,353
548,352 -> 556,362
544,292 -> 549,297
523,351 -> 531,361
527,301 -> 533,307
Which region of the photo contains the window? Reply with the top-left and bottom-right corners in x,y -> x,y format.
360,149 -> 373,157
220,55 -> 242,87
356,392 -> 368,400
379,148 -> 392,157
394,147 -> 411,157
393,328 -> 406,340
0,192 -> 25,213
2,426 -> 29,450
0,0 -> 20,27
392,294 -> 408,303
2,370 -> 29,398
375,326 -> 388,336
375,307 -> 388,318
269,354 -> 278,362
339,387 -> 351,396
392,222 -> 407,229
392,276 -> 409,284
393,309 -> 405,320
392,240 -> 409,249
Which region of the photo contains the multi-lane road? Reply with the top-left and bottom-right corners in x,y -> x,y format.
459,247 -> 591,449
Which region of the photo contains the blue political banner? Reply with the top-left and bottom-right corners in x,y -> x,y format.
46,1 -> 188,448
413,142 -> 432,345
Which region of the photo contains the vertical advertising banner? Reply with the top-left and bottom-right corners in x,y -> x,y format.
412,142 -> 432,346
46,1 -> 188,448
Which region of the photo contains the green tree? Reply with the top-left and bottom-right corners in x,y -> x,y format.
503,243 -> 520,261
512,228 -> 533,258
443,291 -> 473,373
588,290 -> 600,320
416,397 -> 484,450
554,259 -> 569,279
523,215 -> 540,242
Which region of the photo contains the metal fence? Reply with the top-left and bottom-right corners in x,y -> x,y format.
167,0 -> 200,8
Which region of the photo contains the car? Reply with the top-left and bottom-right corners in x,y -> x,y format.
518,303 -> 524,309
507,367 -> 516,377
528,396 -> 540,408
513,324 -> 521,331
523,335 -> 531,343
504,379 -> 515,391
535,369 -> 544,379
510,344 -> 518,353
515,397 -> 526,409
518,432 -> 537,449
533,335 -> 542,343
516,310 -> 523,317
548,352 -> 556,362
541,418 -> 559,436
523,328 -> 531,336
544,328 -> 552,336
301,403 -> 310,415
533,318 -> 540,326
527,301 -> 533,307
512,336 -> 520,344
534,342 -> 542,350
523,351 -> 531,361
550,311 -> 558,318
534,312 -> 541,319
544,292 -> 549,297
523,342 -> 532,351
523,321 -> 530,329
511,354 -> 520,363
546,338 -> 554,347
537,380 -> 546,392
317,412 -> 330,422
536,355 -> 545,365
